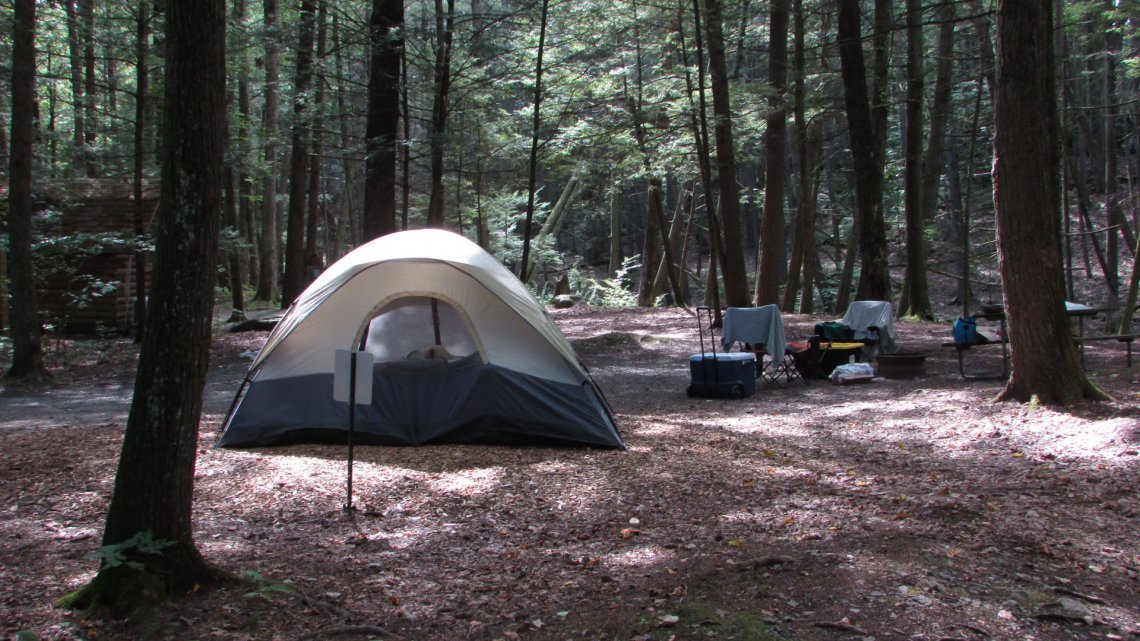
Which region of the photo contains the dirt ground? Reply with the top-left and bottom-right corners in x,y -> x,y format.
1,305 -> 1138,641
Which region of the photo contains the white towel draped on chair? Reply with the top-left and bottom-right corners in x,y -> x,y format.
721,305 -> 786,357
721,305 -> 804,387
841,300 -> 897,353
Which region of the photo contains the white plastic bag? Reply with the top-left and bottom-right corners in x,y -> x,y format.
830,362 -> 874,384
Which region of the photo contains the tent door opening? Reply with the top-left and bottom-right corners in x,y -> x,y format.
361,295 -> 482,364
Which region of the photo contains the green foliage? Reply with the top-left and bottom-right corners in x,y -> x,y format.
471,188 -> 542,268
92,532 -> 176,572
578,255 -> 640,307
26,208 -> 153,335
241,570 -> 296,600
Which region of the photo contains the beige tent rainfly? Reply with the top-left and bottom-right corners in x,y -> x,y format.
218,229 -> 623,449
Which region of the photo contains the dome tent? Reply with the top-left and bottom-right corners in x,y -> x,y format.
218,229 -> 622,449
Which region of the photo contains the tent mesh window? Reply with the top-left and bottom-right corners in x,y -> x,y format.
362,296 -> 480,363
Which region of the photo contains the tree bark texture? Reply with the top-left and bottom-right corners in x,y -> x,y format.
783,0 -> 807,312
304,0 -> 328,276
755,0 -> 789,308
992,0 -> 1105,404
701,0 -> 749,308
133,1 -> 151,337
921,5 -> 955,246
255,0 -> 281,302
684,0 -> 722,317
836,0 -> 890,302
67,0 -> 229,615
425,0 -> 455,229
64,0 -> 87,176
6,0 -> 48,381
281,0 -> 316,306
81,0 -> 97,175
899,0 -> 932,319
519,0 -> 549,283
363,0 -> 404,240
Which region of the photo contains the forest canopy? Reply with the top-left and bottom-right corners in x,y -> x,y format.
0,0 -> 1137,318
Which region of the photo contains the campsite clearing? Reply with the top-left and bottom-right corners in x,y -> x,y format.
1,306 -> 1138,641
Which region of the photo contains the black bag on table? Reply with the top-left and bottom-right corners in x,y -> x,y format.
814,321 -> 854,342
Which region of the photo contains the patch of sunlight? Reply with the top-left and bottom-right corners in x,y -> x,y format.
424,467 -> 503,495
268,454 -> 335,478
718,509 -> 762,525
381,520 -> 461,550
530,460 -> 576,474
635,420 -> 689,437
604,544 -> 675,569
1046,417 -> 1136,458
815,399 -> 889,418
592,364 -> 674,377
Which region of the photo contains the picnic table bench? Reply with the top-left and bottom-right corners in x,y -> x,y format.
942,302 -> 1136,379
943,330 -> 1136,379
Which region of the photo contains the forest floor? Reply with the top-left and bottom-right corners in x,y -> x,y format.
1,304 -> 1138,641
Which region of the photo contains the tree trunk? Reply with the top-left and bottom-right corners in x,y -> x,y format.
755,0 -> 789,308
837,0 -> 891,302
898,0 -> 932,319
400,42 -> 411,231
61,0 -> 229,615
519,0 -> 549,283
81,0 -> 97,176
225,0 -> 252,321
794,120 -> 823,314
425,0 -> 455,229
0,251 -> 7,332
6,0 -> 48,381
921,4 -> 955,245
626,11 -> 685,307
281,0 -> 316,306
0,91 -> 8,174
701,0 -> 749,308
224,165 -> 246,319
363,0 -> 403,240
527,177 -> 581,282
133,0 -> 151,338
835,202 -> 858,313
683,0 -> 722,318
609,173 -> 622,276
255,0 -> 281,302
655,189 -> 693,303
992,0 -> 1106,404
784,0 -> 807,312
236,4 -> 257,287
303,0 -> 328,283
64,0 -> 86,176
1120,230 -> 1140,334
331,12 -> 354,260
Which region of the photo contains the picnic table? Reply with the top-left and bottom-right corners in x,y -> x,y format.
789,338 -> 866,379
943,302 -> 1135,379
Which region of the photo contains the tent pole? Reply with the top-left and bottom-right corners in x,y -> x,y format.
431,297 -> 442,345
214,377 -> 251,447
344,352 -> 357,512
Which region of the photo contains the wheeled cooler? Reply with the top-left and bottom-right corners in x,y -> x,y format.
687,351 -> 756,398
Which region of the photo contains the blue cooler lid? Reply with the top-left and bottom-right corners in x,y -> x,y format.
689,352 -> 755,362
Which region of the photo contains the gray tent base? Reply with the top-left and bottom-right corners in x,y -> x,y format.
218,361 -> 623,449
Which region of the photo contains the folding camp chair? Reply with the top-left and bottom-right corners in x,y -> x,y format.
840,300 -> 898,358
721,305 -> 807,387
